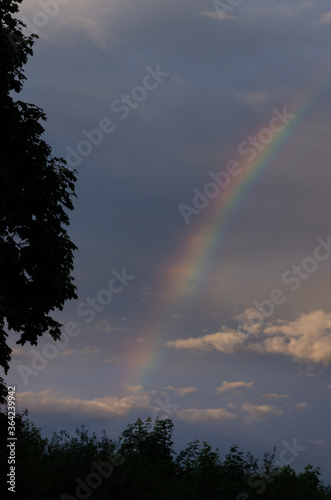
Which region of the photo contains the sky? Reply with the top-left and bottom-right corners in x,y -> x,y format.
5,0 -> 331,485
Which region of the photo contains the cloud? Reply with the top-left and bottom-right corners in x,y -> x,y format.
216,381 -> 254,394
262,393 -> 290,400
286,402 -> 310,410
260,310 -> 331,365
165,386 -> 198,397
242,403 -> 283,423
166,310 -> 331,366
177,386 -> 198,397
178,408 -> 236,423
11,348 -> 33,362
314,12 -> 331,25
16,390 -> 152,419
18,0 -> 122,48
58,346 -> 102,357
77,16 -> 120,50
165,328 -> 248,353
60,349 -> 77,356
125,385 -> 144,393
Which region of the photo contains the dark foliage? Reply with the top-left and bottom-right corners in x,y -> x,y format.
0,410 -> 330,500
0,0 -> 77,401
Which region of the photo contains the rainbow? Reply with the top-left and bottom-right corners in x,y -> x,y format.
124,63 -> 331,388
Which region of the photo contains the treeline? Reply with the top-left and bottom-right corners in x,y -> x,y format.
0,410 -> 330,500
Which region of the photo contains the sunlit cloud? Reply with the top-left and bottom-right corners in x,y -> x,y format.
165,386 -> 198,397
260,310 -> 331,365
314,12 -> 331,25
167,310 -> 331,366
16,390 -> 152,419
178,407 -> 236,423
242,403 -> 283,423
165,328 -> 247,353
126,385 -> 144,393
216,381 -> 254,394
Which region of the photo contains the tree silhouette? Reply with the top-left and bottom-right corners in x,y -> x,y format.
0,411 -> 330,500
0,0 -> 77,400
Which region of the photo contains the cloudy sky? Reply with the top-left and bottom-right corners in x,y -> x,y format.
7,0 -> 331,483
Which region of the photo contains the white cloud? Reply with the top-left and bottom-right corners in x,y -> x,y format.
177,386 -> 197,397
178,407 -> 236,423
165,386 -> 197,397
16,389 -> 152,419
242,403 -> 283,423
165,327 -> 248,353
216,381 -> 254,394
166,310 -> 331,366
236,308 -> 264,336
260,310 -> 331,365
